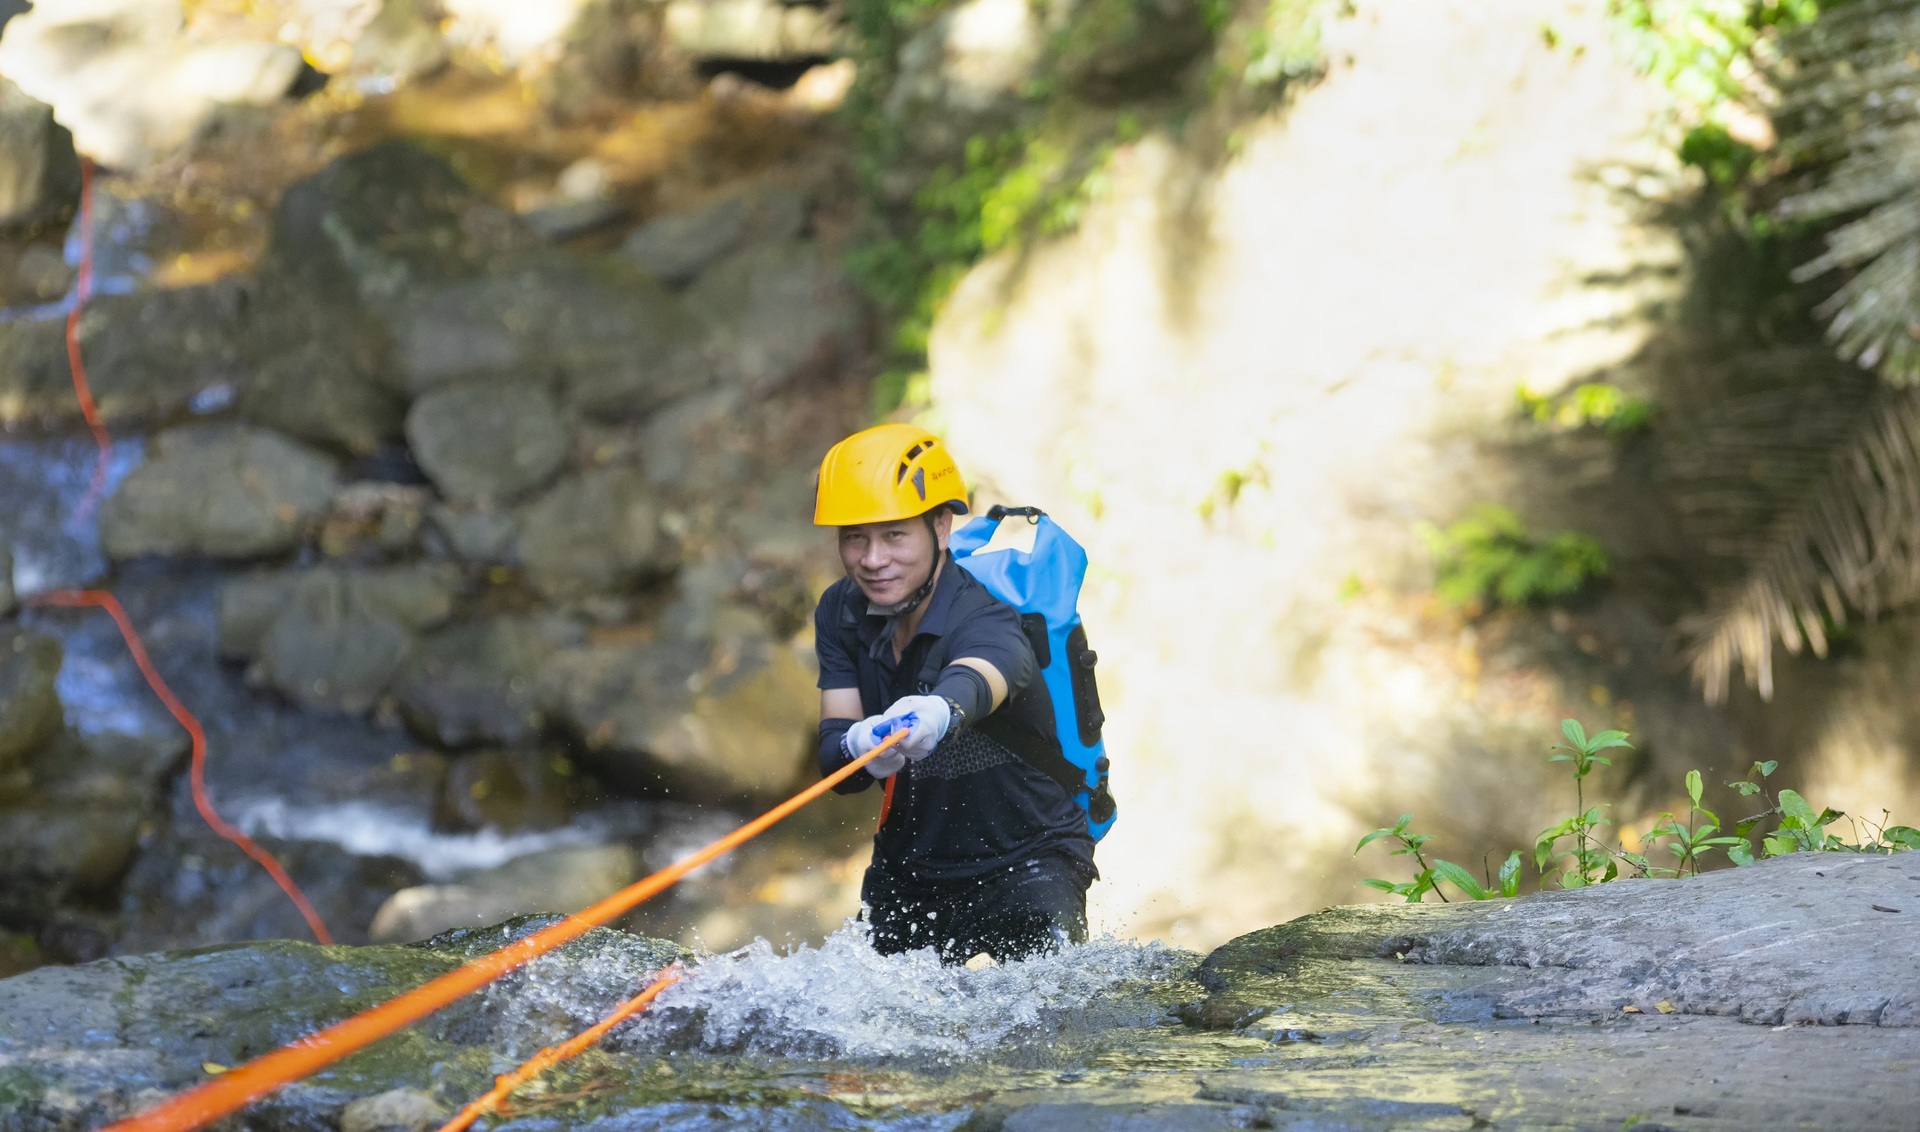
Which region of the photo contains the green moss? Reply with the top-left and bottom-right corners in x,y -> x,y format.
0,1065 -> 47,1109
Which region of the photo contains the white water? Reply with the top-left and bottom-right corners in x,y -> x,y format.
630,923 -> 1194,1063
227,797 -> 617,879
485,921 -> 1195,1066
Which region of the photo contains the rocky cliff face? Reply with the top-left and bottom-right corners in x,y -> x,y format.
0,1 -> 876,965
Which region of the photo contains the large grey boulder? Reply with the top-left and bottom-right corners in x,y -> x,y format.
369,844 -> 639,943
0,728 -> 184,925
240,340 -> 405,456
405,380 -> 570,505
393,617 -> 579,748
688,239 -> 861,394
0,629 -> 62,771
0,0 -> 305,168
620,184 -> 807,287
217,565 -> 459,713
1193,853 -> 1920,1030
539,610 -> 816,800
261,141 -> 528,310
390,258 -> 709,414
0,279 -> 252,429
0,78 -> 78,228
101,425 -> 341,559
516,466 -> 677,599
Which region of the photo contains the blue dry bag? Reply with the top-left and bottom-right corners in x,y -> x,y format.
951,506 -> 1116,841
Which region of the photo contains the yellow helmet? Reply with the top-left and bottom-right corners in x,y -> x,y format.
813,424 -> 969,526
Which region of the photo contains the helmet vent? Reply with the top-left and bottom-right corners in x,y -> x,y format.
895,439 -> 938,484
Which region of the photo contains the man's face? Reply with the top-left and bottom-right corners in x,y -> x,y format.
838,513 -> 950,606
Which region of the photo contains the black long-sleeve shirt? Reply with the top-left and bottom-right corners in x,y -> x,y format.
815,556 -> 1096,886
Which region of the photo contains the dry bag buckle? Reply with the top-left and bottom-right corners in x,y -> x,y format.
987,505 -> 1045,524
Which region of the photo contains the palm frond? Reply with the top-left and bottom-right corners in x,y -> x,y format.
1682,387 -> 1920,701
1774,0 -> 1920,383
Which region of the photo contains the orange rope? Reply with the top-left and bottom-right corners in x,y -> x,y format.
435,964 -> 685,1132
63,156 -> 111,522
100,728 -> 909,1132
27,590 -> 335,945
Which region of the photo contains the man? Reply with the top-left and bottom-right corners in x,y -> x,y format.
812,423 -> 1097,963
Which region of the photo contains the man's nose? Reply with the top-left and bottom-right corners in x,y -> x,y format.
860,542 -> 889,570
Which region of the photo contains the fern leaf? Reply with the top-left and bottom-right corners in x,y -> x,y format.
1682,388 -> 1920,700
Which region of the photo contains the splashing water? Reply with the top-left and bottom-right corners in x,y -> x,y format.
624,922 -> 1196,1065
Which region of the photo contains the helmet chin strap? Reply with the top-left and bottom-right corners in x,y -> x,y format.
868,557 -> 940,619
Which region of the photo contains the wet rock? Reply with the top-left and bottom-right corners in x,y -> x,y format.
218,565 -> 459,713
0,279 -> 252,429
0,546 -> 13,617
436,748 -> 586,832
0,806 -> 140,923
369,844 -> 639,942
662,0 -> 839,61
241,340 -> 405,456
620,184 -> 806,287
339,1089 -> 448,1132
405,380 -> 570,505
391,258 -> 709,414
1194,854 -> 1920,1029
262,140 -> 528,310
114,833 -> 427,953
424,502 -> 520,563
688,238 -> 861,394
0,629 -> 63,770
100,425 -> 341,559
0,0 -> 305,168
394,617 -> 578,748
517,466 -> 677,599
541,614 -> 815,800
0,78 -> 78,228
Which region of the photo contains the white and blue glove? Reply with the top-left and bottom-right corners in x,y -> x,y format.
843,695 -> 952,778
843,715 -> 906,779
876,695 -> 951,761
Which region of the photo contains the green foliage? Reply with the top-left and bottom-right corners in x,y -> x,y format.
1606,0 -> 1818,122
1678,123 -> 1759,189
1516,382 -> 1656,433
1419,506 -> 1610,611
1359,719 -> 1916,905
1534,720 -> 1635,888
1356,815 -> 1519,902
1240,0 -> 1323,87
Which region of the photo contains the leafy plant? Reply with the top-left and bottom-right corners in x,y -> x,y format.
1357,720 -> 1914,905
1420,505 -> 1611,611
1644,769 -> 1746,875
1356,814 -> 1521,903
1534,720 -> 1636,888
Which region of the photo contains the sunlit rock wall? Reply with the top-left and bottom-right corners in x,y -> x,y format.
928,0 -> 1686,948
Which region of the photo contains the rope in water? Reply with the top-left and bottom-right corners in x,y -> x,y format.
37,159 -> 335,944
100,728 -> 909,1132
27,591 -> 336,945
434,964 -> 686,1132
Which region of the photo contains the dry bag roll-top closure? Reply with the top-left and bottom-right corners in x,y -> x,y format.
951,506 -> 1117,841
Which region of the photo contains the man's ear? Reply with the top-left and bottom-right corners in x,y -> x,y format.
935,508 -> 955,550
